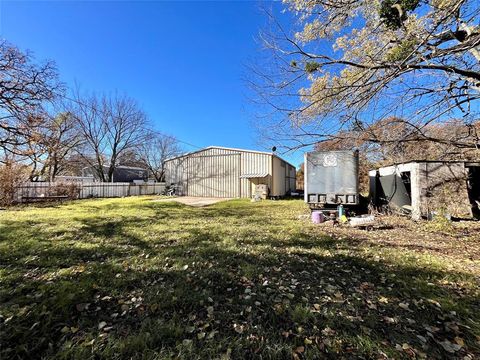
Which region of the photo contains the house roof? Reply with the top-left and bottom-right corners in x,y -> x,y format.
164,146 -> 297,168
82,165 -> 148,171
114,165 -> 148,170
371,160 -> 480,172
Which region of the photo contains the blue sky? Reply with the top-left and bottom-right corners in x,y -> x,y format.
0,0 -> 305,166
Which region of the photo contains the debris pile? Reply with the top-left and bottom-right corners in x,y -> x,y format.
310,205 -> 376,229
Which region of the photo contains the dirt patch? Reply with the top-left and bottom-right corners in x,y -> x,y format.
314,215 -> 480,267
152,196 -> 232,207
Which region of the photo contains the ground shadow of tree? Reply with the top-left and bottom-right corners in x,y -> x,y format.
1,200 -> 479,359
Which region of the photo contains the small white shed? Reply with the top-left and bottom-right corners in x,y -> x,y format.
163,146 -> 296,198
369,161 -> 480,219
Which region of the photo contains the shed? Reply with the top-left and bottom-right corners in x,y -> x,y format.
163,146 -> 296,198
369,161 -> 480,219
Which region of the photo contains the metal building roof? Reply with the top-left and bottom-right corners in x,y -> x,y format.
164,146 -> 297,168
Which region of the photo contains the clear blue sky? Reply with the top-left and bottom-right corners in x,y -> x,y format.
0,0 -> 304,167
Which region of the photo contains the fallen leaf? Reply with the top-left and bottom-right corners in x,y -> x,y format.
378,296 -> 389,304
416,335 -> 427,343
439,340 -> 462,353
454,336 -> 464,346
233,323 -> 244,334
321,327 -> 335,336
384,316 -> 396,324
76,303 -> 89,312
295,346 -> 305,353
185,326 -> 195,333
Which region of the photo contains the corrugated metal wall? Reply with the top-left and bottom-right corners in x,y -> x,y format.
164,148 -> 239,198
239,151 -> 272,198
164,147 -> 294,198
287,163 -> 297,192
272,157 -> 297,196
272,156 -> 285,196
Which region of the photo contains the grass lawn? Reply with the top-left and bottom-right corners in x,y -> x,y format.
1,197 -> 479,359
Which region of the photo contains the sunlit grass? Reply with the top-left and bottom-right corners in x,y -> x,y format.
0,196 -> 479,359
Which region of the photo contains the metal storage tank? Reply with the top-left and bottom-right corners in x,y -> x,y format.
304,150 -> 359,206
163,146 -> 296,198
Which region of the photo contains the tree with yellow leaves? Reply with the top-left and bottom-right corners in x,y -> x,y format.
253,0 -> 480,153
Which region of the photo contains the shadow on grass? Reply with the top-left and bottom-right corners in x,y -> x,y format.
1,201 -> 479,359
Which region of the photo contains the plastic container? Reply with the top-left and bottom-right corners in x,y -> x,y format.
337,204 -> 344,218
349,215 -> 375,227
311,211 -> 325,224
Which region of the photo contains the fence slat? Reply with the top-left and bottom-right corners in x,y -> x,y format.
15,182 -> 166,203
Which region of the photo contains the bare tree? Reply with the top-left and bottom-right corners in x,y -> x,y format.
116,149 -> 145,168
137,132 -> 181,182
252,1 -> 480,154
312,117 -> 480,192
45,112 -> 83,181
70,91 -> 149,182
0,40 -> 62,156
70,92 -> 107,180
26,111 -> 83,181
58,153 -> 92,177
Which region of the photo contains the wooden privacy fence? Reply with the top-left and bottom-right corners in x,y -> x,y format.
15,182 -> 166,203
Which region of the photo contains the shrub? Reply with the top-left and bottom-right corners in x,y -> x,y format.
0,161 -> 29,206
48,182 -> 81,199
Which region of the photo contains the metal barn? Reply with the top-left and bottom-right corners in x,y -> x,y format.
163,146 -> 296,198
